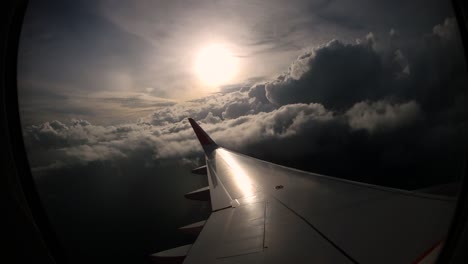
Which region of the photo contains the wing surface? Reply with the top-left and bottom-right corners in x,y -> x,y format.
157,118 -> 456,264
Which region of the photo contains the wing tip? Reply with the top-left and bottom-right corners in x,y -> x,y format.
188,118 -> 218,151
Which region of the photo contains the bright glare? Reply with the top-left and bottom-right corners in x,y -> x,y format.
217,148 -> 255,197
195,44 -> 238,86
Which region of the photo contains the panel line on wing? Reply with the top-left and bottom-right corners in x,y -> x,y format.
216,251 -> 261,260
270,195 -> 361,264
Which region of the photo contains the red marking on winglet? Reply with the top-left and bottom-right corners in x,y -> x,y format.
412,240 -> 443,264
188,118 -> 216,146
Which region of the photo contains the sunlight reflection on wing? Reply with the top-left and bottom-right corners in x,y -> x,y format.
217,148 -> 255,198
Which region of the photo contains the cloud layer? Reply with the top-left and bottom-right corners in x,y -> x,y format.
24,17 -> 468,190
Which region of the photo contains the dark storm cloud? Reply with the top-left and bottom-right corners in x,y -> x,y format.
262,17 -> 467,116
265,38 -> 383,109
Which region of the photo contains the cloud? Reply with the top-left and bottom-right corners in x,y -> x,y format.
64,144 -> 126,162
346,100 -> 421,133
143,89 -> 277,126
221,102 -> 251,119
389,28 -> 399,38
23,102 -> 335,168
23,17 -> 467,190
433,17 -> 457,40
213,103 -> 335,147
247,83 -> 270,104
202,112 -> 222,124
264,38 -> 383,109
393,49 -> 410,76
253,18 -> 467,120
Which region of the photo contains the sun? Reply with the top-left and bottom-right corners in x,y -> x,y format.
194,44 -> 238,87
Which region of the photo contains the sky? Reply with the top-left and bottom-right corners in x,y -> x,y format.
17,0 -> 468,263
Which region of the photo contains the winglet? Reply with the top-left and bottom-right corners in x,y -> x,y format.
188,118 -> 218,154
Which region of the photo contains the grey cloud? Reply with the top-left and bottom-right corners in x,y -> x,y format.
201,112 -> 222,124
215,103 -> 335,148
265,38 -> 383,109
24,121 -> 82,149
247,83 -> 270,104
71,119 -> 91,127
146,89 -> 276,125
65,144 -> 126,162
24,102 -> 334,171
258,17 -> 466,119
346,100 -> 421,133
222,102 -> 251,119
393,49 -> 410,76
24,119 -> 144,150
25,92 -> 464,190
31,160 -> 66,173
433,17 -> 457,40
389,28 -> 399,38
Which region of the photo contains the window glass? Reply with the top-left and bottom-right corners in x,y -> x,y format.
18,1 -> 467,263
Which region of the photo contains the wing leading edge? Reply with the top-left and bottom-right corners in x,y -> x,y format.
152,118 -> 456,264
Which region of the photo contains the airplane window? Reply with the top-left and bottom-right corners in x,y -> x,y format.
17,0 -> 467,263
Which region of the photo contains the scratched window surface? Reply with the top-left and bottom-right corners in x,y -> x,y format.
17,0 -> 467,263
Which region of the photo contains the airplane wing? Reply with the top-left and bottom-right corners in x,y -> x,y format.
151,118 -> 456,264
